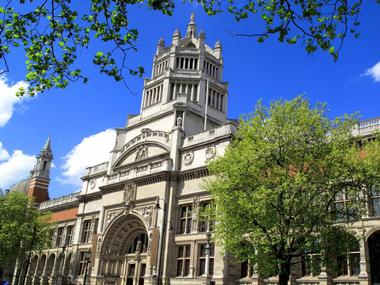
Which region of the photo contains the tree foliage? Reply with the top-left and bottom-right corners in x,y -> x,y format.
0,192 -> 53,274
0,1 -> 372,96
193,0 -> 364,61
206,97 -> 380,285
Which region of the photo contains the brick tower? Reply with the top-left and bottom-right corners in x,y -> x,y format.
27,137 -> 53,203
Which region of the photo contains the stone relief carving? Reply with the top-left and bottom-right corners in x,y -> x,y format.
135,206 -> 153,227
89,179 -> 96,189
183,152 -> 194,165
205,146 -> 216,160
104,210 -> 122,230
135,145 -> 148,161
192,195 -> 200,232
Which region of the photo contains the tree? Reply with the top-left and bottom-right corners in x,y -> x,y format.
0,192 -> 52,281
0,1 -> 373,96
205,97 -> 380,285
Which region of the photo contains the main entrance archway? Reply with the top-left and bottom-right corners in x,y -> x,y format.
369,230 -> 380,285
100,213 -> 150,285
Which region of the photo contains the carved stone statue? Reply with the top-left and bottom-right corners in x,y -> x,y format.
123,183 -> 136,206
135,145 -> 148,161
176,115 -> 183,127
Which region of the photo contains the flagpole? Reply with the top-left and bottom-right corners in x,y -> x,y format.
204,79 -> 209,131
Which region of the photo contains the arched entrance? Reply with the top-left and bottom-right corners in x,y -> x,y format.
369,230 -> 380,285
100,213 -> 150,285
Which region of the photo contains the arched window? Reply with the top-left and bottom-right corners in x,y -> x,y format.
127,233 -> 148,254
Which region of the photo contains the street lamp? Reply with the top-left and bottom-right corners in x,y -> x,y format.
202,228 -> 212,278
83,251 -> 92,285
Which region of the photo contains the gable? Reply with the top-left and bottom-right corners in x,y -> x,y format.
113,142 -> 169,169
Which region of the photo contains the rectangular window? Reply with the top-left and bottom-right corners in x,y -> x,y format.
199,202 -> 215,232
333,191 -> 358,222
371,186 -> 380,216
349,251 -> 360,275
177,244 -> 191,276
65,225 -> 74,246
179,205 -> 192,234
198,243 -> 214,276
81,220 -> 92,243
78,251 -> 90,276
55,227 -> 64,247
193,84 -> 198,102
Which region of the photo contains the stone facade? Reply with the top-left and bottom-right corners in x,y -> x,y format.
11,14 -> 380,285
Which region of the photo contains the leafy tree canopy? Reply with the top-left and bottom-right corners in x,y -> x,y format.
0,0 -> 373,96
206,96 -> 380,285
0,192 -> 53,274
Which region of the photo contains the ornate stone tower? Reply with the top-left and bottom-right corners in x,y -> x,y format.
139,13 -> 228,135
27,137 -> 53,203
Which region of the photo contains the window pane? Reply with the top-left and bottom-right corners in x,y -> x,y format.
350,253 -> 360,275
199,259 -> 205,276
209,258 -> 214,275
178,246 -> 183,258
372,198 -> 380,216
186,218 -> 192,234
177,260 -> 183,276
185,245 -> 191,257
184,260 -> 190,276
337,254 -> 348,275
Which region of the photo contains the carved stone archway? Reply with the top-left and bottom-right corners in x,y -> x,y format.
99,213 -> 152,285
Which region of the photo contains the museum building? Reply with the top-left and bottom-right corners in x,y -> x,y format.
9,14 -> 380,285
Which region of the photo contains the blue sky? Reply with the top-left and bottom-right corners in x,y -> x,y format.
0,1 -> 379,198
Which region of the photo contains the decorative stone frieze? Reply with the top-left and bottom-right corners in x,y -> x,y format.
134,206 -> 154,227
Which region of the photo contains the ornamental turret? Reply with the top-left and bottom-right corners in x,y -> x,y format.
138,13 -> 228,135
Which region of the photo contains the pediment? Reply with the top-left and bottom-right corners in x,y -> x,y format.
113,142 -> 169,169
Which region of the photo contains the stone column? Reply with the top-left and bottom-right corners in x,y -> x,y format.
32,256 -> 41,285
40,257 -> 49,285
359,237 -> 369,285
48,256 -> 57,285
318,253 -> 328,285
24,256 -> 35,285
251,262 -> 260,285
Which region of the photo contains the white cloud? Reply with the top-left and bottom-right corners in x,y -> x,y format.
0,142 -> 36,189
364,61 -> 380,82
0,142 -> 10,161
0,75 -> 30,127
60,129 -> 116,186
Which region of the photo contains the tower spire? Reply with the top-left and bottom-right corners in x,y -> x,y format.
186,13 -> 196,38
42,136 -> 51,152
27,137 -> 53,203
32,136 -> 53,179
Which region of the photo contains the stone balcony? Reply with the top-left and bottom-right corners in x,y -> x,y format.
39,192 -> 80,211
106,158 -> 172,185
353,117 -> 380,137
118,130 -> 171,155
85,161 -> 108,177
183,122 -> 237,148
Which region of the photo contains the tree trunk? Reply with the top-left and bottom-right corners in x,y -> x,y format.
279,260 -> 291,285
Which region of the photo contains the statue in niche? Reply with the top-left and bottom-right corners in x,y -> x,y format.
135,145 -> 148,161
123,183 -> 136,206
176,115 -> 183,127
